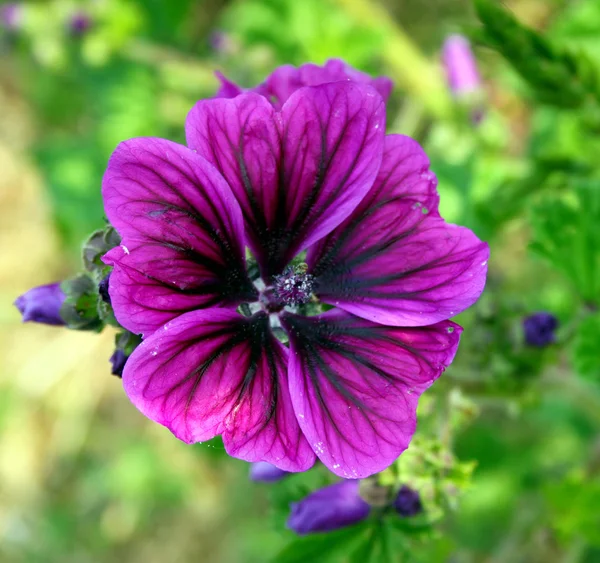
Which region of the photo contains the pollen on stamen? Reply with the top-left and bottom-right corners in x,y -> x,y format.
273,266 -> 315,306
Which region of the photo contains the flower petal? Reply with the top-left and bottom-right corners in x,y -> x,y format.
123,309 -> 315,472
307,136 -> 488,326
186,81 -> 385,279
101,137 -> 256,336
264,59 -> 393,109
281,310 -> 461,478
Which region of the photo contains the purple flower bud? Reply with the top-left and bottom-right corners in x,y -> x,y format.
14,283 -> 66,326
209,31 -> 235,54
442,35 -> 481,97
110,349 -> 128,377
287,480 -> 370,535
249,462 -> 289,482
523,312 -> 558,347
0,3 -> 22,31
394,485 -> 423,517
69,10 -> 92,36
98,274 -> 111,305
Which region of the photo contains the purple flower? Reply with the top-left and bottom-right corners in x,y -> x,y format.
442,35 -> 481,97
287,480 -> 370,535
101,77 -> 488,477
110,349 -> 128,377
523,312 -> 558,347
0,3 -> 22,31
394,485 -> 422,517
249,462 -> 289,482
14,283 -> 66,326
215,59 -> 393,108
69,10 -> 92,36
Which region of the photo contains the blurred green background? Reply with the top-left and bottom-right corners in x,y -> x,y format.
2,0 -> 600,561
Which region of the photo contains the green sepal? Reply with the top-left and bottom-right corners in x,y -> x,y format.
98,297 -> 120,328
59,274 -> 104,332
115,330 -> 143,356
82,225 -> 121,275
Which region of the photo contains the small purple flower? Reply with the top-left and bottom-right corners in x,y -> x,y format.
14,283 -> 66,326
215,59 -> 393,108
101,74 -> 488,477
442,35 -> 481,97
287,480 -> 370,535
110,349 -> 128,377
69,10 -> 92,36
249,462 -> 289,482
523,312 -> 558,347
0,3 -> 22,31
394,485 -> 422,517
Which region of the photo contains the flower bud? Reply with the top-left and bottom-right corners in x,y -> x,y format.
394,485 -> 423,517
523,312 -> 558,347
110,349 -> 128,378
0,3 -> 22,32
98,274 -> 111,305
14,283 -> 66,326
69,10 -> 91,36
287,480 -> 370,535
249,462 -> 288,482
442,35 -> 481,97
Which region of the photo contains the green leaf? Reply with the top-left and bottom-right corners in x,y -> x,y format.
474,0 -> 600,109
272,522 -> 370,563
572,313 -> 600,381
529,181 -> 600,303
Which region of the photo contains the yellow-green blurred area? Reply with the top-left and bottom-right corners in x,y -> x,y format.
2,0 -> 600,561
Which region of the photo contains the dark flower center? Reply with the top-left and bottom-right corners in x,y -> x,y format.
273,265 -> 315,307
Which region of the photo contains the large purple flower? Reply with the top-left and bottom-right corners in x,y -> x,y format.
102,79 -> 488,478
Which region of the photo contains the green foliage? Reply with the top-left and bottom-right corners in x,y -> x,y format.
572,313 -> 600,381
474,0 -> 600,109
529,181 -> 600,304
272,521 -> 370,563
545,471 -> 600,547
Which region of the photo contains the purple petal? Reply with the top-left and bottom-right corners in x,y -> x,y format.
101,137 -> 256,336
307,136 -> 488,326
14,283 -> 66,326
216,59 -> 393,110
249,462 -> 289,482
122,309 -> 315,472
186,81 -> 385,279
214,71 -> 244,99
287,480 -> 370,535
281,310 -> 462,478
265,59 -> 391,109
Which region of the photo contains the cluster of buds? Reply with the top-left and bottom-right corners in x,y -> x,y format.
250,463 -> 423,535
